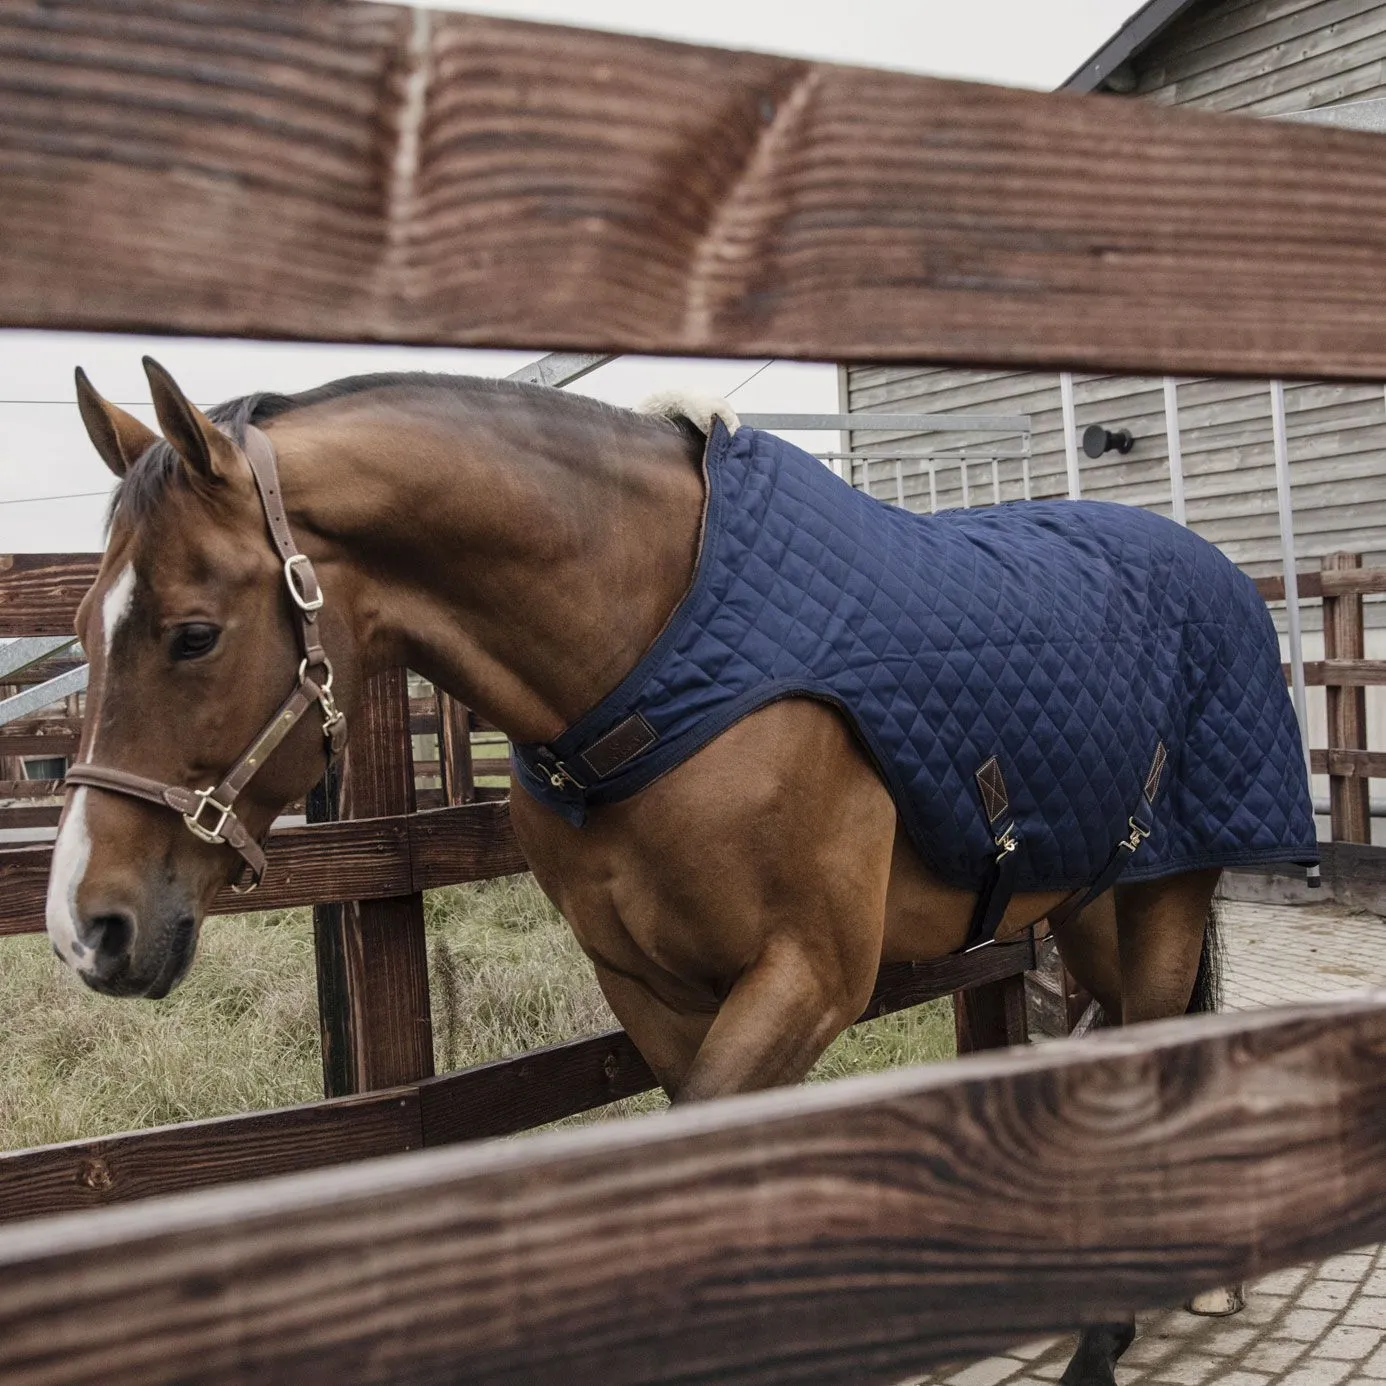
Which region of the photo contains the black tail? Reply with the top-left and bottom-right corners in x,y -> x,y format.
1186,894 -> 1224,1016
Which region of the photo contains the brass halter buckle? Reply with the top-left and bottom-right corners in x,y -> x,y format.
183,787 -> 235,845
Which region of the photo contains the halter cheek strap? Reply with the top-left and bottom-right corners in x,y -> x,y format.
63,426 -> 347,892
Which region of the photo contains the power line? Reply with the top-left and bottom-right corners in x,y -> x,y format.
724,360 -> 775,400
0,490 -> 110,507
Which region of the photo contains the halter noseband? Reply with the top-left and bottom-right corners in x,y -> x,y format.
64,426 -> 348,892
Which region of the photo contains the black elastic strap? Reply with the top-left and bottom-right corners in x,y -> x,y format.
964,756 -> 1022,951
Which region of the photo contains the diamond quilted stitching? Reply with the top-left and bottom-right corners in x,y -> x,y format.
550,425 -> 1316,891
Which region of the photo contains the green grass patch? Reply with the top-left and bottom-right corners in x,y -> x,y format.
1,875 -> 954,1152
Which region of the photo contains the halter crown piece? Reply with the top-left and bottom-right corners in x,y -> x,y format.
64,426 -> 347,892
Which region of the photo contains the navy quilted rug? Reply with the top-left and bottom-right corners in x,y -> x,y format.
514,422 -> 1318,893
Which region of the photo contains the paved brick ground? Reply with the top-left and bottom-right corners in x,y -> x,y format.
903,899 -> 1386,1386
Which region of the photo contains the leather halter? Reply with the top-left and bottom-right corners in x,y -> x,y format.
64,426 -> 347,891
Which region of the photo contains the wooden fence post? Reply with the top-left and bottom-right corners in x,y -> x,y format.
1323,551 -> 1371,845
311,669 -> 434,1097
436,690 -> 475,806
953,972 -> 1029,1054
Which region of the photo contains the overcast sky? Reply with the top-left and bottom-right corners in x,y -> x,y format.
0,0 -> 1140,552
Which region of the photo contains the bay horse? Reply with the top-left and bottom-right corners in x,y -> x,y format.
50,360 -> 1310,1386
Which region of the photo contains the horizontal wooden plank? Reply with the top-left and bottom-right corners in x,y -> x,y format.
9,8 -> 1386,377
0,555 -> 98,636
409,797 -> 528,888
0,1088 -> 420,1227
1256,568 -> 1386,601
0,779 -> 61,799
421,941 -> 1036,1146
3,999 -> 1385,1385
0,942 -> 1032,1225
1311,748 -> 1386,778
1288,659 -> 1386,686
419,1031 -> 657,1146
0,801 -> 527,936
0,805 -> 60,829
1225,841 -> 1386,912
0,733 -> 79,758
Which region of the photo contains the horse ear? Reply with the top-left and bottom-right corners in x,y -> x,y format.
74,368 -> 160,479
142,356 -> 240,483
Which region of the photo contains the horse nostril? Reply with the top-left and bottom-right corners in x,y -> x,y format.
79,910 -> 134,975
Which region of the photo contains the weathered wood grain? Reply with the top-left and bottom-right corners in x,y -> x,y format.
1311,748 -> 1386,778
9,6 -> 1386,377
4,1000 -> 1386,1385
410,795 -> 528,887
0,800 -> 524,936
954,972 -> 1031,1054
435,689 -> 475,806
0,1088 -> 420,1226
1288,659 -> 1386,687
326,668 -> 435,1093
0,944 -> 1028,1222
1249,566 -> 1386,603
1323,552 -> 1371,842
0,554 -> 99,635
0,716 -> 82,758
419,1032 -> 657,1145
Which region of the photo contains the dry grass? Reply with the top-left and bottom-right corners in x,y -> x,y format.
0,875 -> 954,1153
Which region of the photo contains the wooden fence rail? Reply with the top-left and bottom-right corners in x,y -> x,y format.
0,940 -> 1035,1224
2,997 -> 1384,1386
10,5 -> 1386,1377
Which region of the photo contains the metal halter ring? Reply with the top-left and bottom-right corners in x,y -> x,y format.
183,787 -> 235,845
284,554 -> 324,613
298,656 -> 335,693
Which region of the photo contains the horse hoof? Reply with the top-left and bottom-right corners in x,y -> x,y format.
1187,1284 -> 1245,1316
1059,1321 -> 1135,1386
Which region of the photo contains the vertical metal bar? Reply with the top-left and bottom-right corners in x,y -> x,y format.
960,452 -> 970,509
991,455 -> 1001,507
1021,433 -> 1032,501
1271,380 -> 1311,789
1060,372 -> 1082,499
1163,377 -> 1187,526
928,464 -> 938,514
861,456 -> 870,498
894,458 -> 905,509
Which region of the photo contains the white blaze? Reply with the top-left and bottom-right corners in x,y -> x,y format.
46,787 -> 93,970
100,563 -> 136,657
46,562 -> 135,974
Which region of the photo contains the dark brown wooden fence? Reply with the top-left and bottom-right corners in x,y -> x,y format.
3,4 -> 1386,1383
0,551 -> 1035,1219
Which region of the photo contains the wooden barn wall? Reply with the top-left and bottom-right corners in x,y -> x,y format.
844,0 -> 1386,589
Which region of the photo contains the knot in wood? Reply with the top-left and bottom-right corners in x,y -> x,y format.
602,1051 -> 620,1083
78,1156 -> 114,1192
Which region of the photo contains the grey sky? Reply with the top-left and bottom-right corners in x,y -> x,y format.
0,0 -> 1140,552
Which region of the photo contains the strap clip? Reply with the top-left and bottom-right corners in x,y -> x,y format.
1123,815 -> 1152,854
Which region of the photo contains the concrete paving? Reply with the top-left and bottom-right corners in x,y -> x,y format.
905,899 -> 1386,1386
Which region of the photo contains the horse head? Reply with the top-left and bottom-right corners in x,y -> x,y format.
47,359 -> 352,998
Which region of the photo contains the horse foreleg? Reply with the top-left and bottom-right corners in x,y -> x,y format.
673,934 -> 875,1103
1057,868 -> 1226,1384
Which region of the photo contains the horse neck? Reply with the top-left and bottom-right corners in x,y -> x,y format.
269,394 -> 705,743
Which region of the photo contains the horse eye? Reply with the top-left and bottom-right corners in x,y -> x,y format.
170,623 -> 221,661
